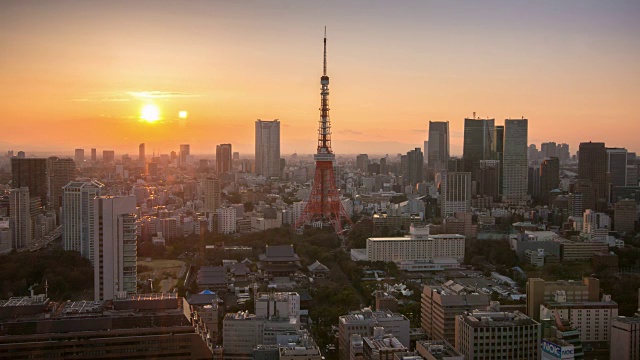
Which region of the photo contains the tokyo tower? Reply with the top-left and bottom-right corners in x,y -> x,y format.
295,28 -> 352,234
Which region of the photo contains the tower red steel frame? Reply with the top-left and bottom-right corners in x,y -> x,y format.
295,28 -> 352,234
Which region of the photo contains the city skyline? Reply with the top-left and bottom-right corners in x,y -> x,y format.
2,1 -> 639,155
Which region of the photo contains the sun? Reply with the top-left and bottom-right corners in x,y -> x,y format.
140,104 -> 160,122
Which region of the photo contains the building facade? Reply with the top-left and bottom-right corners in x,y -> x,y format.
366,225 -> 465,263
93,196 -> 137,301
428,121 -> 450,180
255,119 -> 281,178
455,310 -> 540,360
62,180 -> 104,261
440,172 -> 471,217
502,118 -> 528,205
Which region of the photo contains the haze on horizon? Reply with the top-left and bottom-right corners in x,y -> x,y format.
1,0 -> 639,157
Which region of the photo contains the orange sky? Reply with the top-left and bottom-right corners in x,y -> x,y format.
1,1 -> 639,157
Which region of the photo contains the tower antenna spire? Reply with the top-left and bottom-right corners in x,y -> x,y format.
323,26 -> 327,76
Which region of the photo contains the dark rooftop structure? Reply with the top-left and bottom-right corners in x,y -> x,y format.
0,294 -> 212,359
197,266 -> 228,290
258,245 -> 301,279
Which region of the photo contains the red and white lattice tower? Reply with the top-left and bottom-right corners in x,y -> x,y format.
295,28 -> 352,234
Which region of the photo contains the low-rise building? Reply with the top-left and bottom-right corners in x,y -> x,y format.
0,294 -> 212,360
366,224 -> 465,263
338,309 -> 410,360
415,340 -> 464,360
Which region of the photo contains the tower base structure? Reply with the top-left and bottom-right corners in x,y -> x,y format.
295,160 -> 352,234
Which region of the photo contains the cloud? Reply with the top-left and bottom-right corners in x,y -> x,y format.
343,129 -> 362,136
128,91 -> 200,99
71,90 -> 199,102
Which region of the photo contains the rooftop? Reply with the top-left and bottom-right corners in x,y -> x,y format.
460,310 -> 538,328
0,295 -> 48,307
613,315 -> 640,324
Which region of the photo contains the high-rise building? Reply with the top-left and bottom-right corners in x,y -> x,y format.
138,143 -> 145,164
455,310 -> 540,360
406,148 -> 424,187
216,143 -> 233,174
9,188 -> 31,250
102,150 -> 115,163
255,120 -> 281,178
607,147 -> 628,202
540,292 -> 618,343
558,143 -> 570,163
74,149 -> 84,165
49,157 -> 76,217
179,144 -> 190,166
582,209 -> 610,241
90,148 -> 97,162
610,315 -> 640,360
540,157 -> 560,205
528,144 -> 539,163
217,206 -> 236,234
463,118 -> 495,178
614,198 -> 637,234
428,121 -> 450,179
493,125 -> 505,194
11,158 -> 48,205
526,277 -> 599,322
478,160 -> 500,200
420,284 -> 490,344
356,154 -> 369,173
502,119 -> 528,205
578,142 -> 607,205
202,177 -> 221,213
62,180 -> 104,261
440,172 -> 471,217
0,217 -> 11,255
541,142 -> 557,158
626,152 -> 638,187
92,196 -> 137,301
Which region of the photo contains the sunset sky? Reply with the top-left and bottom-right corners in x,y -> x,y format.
1,0 -> 639,157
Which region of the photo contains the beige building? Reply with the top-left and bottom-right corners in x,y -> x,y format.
363,329 -> 407,360
540,291 -> 618,343
420,284 -> 490,344
338,309 -> 410,360
416,340 -> 463,360
279,334 -> 322,360
559,240 -> 608,262
455,310 -> 540,360
610,315 -> 640,360
366,224 -> 465,263
526,277 -> 599,321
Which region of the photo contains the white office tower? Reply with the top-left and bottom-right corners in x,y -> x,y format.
217,206 -> 236,234
502,119 -> 528,205
9,187 -> 31,250
62,180 -> 104,261
202,177 -> 221,212
292,201 -> 307,224
440,172 -> 471,217
582,209 -> 611,241
255,119 -> 281,178
93,196 -> 137,301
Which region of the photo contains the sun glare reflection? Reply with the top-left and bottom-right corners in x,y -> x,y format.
140,104 -> 160,122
